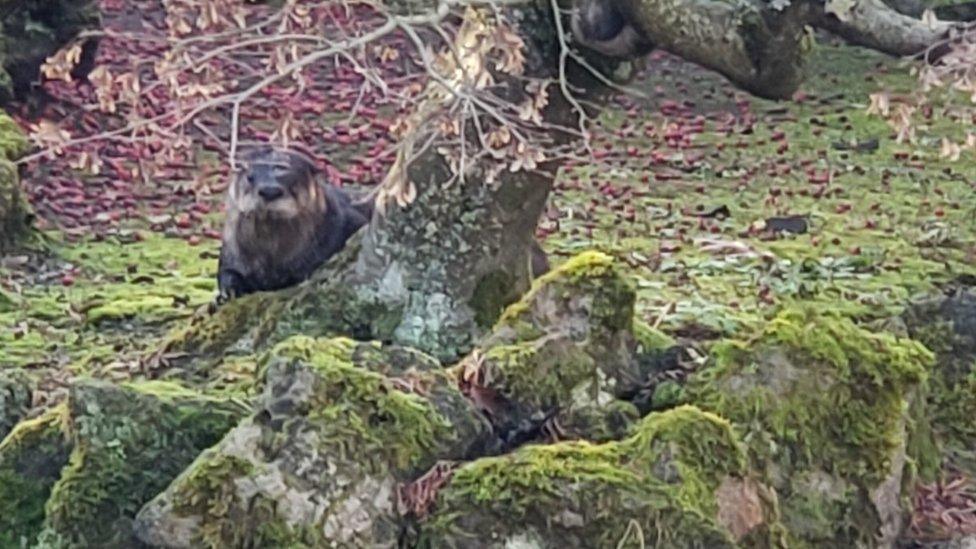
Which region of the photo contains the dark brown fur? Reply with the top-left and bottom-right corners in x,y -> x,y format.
217,147 -> 369,300
530,239 -> 550,278
571,0 -> 654,59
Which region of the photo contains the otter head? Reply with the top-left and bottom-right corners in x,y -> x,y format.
229,147 -> 324,220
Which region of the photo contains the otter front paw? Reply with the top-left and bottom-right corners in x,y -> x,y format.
208,288 -> 237,314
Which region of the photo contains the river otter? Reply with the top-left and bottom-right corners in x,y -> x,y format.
216,147 -> 370,301
571,0 -> 654,59
216,146 -> 549,304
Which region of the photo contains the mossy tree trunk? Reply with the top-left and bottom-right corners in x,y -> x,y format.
345,162 -> 553,360
0,0 -> 98,253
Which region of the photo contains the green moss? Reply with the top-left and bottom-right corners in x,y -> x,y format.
426,406 -> 780,547
0,405 -> 71,549
0,368 -> 33,439
267,336 -> 456,474
0,233 -> 223,370
930,363 -> 976,442
251,516 -> 324,549
693,306 -> 930,482
464,251 -> 647,441
496,251 -> 635,334
60,234 -> 219,325
633,318 -> 676,352
0,112 -> 28,159
158,291 -> 285,364
904,299 -> 976,478
446,438 -> 633,512
0,112 -> 30,254
630,405 -> 748,482
685,306 -> 932,545
170,452 -> 258,546
650,381 -> 685,410
35,380 -> 247,547
482,339 -> 596,411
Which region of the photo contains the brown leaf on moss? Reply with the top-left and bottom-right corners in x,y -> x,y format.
397,461 -> 457,518
909,475 -> 976,542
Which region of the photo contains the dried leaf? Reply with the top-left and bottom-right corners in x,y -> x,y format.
867,92 -> 891,117
940,137 -> 962,161
41,43 -> 83,82
486,126 -> 512,148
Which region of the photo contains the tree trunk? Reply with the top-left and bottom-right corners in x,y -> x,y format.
881,0 -> 924,17
623,0 -> 810,99
813,0 -> 958,56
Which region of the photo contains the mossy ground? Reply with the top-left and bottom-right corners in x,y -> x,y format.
0,232 -> 218,371
546,43 -> 975,339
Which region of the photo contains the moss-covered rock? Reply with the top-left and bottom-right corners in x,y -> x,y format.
903,286 -> 976,478
0,112 -> 31,255
149,290 -> 291,372
0,367 -> 34,440
153,251 -> 653,448
146,237 -> 362,373
419,405 -> 784,547
135,336 -> 494,548
0,405 -> 71,548
491,250 -> 637,345
685,307 -> 932,547
0,379 -> 248,548
456,252 -> 648,445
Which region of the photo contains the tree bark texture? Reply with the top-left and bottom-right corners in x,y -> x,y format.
814,0 -> 958,56
622,0 -> 810,99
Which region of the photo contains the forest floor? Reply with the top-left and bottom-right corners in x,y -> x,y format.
0,0 -> 974,541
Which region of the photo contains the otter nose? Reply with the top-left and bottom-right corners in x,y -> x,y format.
258,186 -> 284,201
